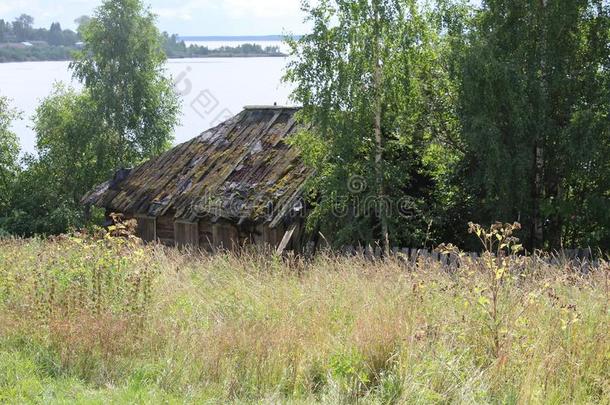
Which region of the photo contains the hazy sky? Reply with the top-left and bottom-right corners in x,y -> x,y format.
0,0 -> 307,36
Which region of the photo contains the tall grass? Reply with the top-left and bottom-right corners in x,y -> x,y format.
0,233 -> 608,404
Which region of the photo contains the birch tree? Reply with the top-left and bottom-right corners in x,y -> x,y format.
71,0 -> 180,166
458,0 -> 610,249
286,0 -> 447,253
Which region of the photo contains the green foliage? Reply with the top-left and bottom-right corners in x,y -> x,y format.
285,0 -> 459,249
4,155 -> 85,236
456,0 -> 610,250
47,22 -> 63,46
71,0 -> 180,165
74,15 -> 92,36
0,96 -> 20,219
0,15 -> 282,63
33,84 -> 120,204
0,14 -> 81,62
1,85 -> 119,236
2,0 -> 609,253
12,14 -> 34,42
1,1 -> 183,237
1,0 -> 183,237
0,14 -> 80,62
0,235 -> 156,318
466,222 -> 524,358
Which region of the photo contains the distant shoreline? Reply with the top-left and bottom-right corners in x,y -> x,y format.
0,36 -> 292,63
178,35 -> 300,42
0,54 -> 287,64
0,49 -> 288,64
168,53 -> 287,59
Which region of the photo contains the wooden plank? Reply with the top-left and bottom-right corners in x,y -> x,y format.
276,224 -> 297,255
135,215 -> 156,242
262,225 -> 284,247
156,215 -> 175,243
175,220 -> 199,248
213,222 -> 239,250
198,220 -> 214,251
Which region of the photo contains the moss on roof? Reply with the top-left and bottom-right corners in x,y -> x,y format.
82,107 -> 313,227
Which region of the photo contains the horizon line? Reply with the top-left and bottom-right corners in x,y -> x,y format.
177,34 -> 303,41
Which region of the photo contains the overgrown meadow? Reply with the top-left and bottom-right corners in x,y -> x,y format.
0,231 -> 608,404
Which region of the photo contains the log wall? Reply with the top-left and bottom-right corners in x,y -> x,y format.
132,214 -> 298,252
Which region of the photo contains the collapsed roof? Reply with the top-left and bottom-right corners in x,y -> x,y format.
82,106 -> 313,228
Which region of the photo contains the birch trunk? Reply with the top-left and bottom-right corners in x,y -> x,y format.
533,0 -> 547,249
372,6 -> 389,257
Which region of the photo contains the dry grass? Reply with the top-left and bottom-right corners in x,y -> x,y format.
0,235 -> 608,404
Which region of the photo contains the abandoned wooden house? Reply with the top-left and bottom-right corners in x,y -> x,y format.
82,106 -> 314,252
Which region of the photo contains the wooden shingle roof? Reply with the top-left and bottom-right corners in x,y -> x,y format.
82,106 -> 312,227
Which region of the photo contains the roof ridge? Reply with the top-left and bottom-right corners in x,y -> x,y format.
243,105 -> 300,110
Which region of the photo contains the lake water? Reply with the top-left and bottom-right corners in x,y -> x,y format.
0,55 -> 293,155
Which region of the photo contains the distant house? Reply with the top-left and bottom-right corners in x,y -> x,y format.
83,106 -> 313,252
0,42 -> 27,49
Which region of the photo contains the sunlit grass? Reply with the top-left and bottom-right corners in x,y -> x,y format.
0,235 -> 608,404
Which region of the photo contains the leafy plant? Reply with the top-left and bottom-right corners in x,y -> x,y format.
465,222 -> 525,359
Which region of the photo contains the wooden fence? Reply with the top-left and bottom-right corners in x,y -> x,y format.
338,245 -> 604,269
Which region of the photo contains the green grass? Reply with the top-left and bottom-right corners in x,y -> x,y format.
0,234 -> 608,404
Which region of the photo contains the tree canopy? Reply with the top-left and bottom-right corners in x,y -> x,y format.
0,96 -> 20,218
1,0 -> 182,236
457,0 -> 610,249
71,0 -> 180,166
283,0 -> 610,252
285,0 -> 458,252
